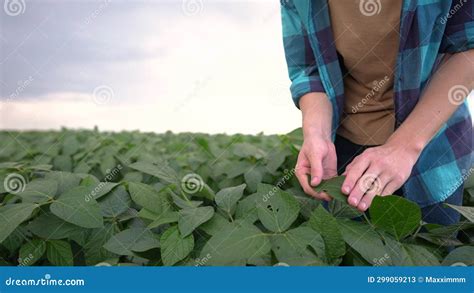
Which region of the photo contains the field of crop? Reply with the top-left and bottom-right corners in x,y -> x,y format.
0,129 -> 473,266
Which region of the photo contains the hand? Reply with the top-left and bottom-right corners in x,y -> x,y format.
341,142 -> 421,212
295,134 -> 337,201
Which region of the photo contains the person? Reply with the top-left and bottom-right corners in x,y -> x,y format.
281,0 -> 473,225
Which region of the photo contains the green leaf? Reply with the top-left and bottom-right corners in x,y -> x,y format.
0,203 -> 38,243
45,171 -> 81,194
215,184 -> 246,216
271,226 -> 326,266
98,185 -> 131,218
337,219 -> 392,266
16,179 -> 57,203
178,206 -> 214,237
128,182 -> 170,214
370,195 -> 421,240
19,239 -> 46,266
128,161 -> 178,184
445,204 -> 474,222
308,206 -> 345,263
313,176 -> 347,202
442,246 -> 474,266
103,228 -> 160,256
244,169 -> 262,192
200,221 -> 271,265
50,186 -> 103,228
27,212 -> 84,239
384,236 -> 440,266
143,210 -> 179,229
160,226 -> 194,266
255,184 -> 300,232
199,212 -> 232,236
46,240 -> 73,266
234,192 -> 260,224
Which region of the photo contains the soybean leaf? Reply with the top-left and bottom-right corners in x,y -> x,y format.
384,236 -> 440,266
313,176 -> 347,202
98,185 -> 131,218
445,204 -> 474,222
128,161 -> 178,184
178,206 -> 214,237
441,246 -> 474,266
370,195 -> 421,240
161,226 -> 194,266
27,212 -> 84,240
45,171 -> 81,194
19,239 -> 46,266
271,226 -> 326,266
255,184 -> 300,232
128,182 -> 170,214
46,240 -> 73,266
83,223 -> 118,265
0,203 -> 38,243
147,211 -> 179,229
103,228 -> 160,256
234,192 -> 260,224
337,219 -> 392,266
199,212 -> 232,236
215,184 -> 246,216
17,179 -> 57,203
50,186 -> 103,228
199,221 -> 271,265
309,206 -> 345,264
170,191 -> 202,209
244,169 -> 263,192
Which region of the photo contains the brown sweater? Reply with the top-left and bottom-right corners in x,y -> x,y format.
328,0 -> 402,145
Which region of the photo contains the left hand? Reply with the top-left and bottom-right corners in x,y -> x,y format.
341,142 -> 421,212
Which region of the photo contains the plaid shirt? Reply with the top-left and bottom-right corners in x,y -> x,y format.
281,0 -> 473,206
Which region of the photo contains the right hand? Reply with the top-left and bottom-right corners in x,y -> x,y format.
295,134 -> 338,201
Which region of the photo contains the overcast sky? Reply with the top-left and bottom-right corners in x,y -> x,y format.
0,0 -> 472,134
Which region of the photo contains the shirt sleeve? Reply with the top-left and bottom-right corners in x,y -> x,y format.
439,0 -> 474,53
281,0 -> 326,108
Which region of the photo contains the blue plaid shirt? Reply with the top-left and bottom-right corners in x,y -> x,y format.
281,0 -> 473,206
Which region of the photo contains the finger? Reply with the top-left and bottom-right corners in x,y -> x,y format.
357,191 -> 377,212
380,180 -> 400,196
324,144 -> 338,179
309,153 -> 324,186
347,167 -> 380,208
317,191 -> 332,201
342,158 -> 370,196
357,175 -> 386,212
296,164 -> 319,198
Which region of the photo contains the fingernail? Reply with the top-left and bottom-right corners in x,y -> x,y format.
343,186 -> 350,194
349,197 -> 358,206
311,177 -> 318,185
359,202 -> 367,210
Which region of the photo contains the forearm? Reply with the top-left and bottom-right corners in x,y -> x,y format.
300,93 -> 333,140
386,50 -> 474,154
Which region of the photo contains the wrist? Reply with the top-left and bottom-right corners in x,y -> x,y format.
386,132 -> 425,159
303,124 -> 332,141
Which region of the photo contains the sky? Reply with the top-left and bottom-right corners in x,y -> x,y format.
0,0 -> 472,135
